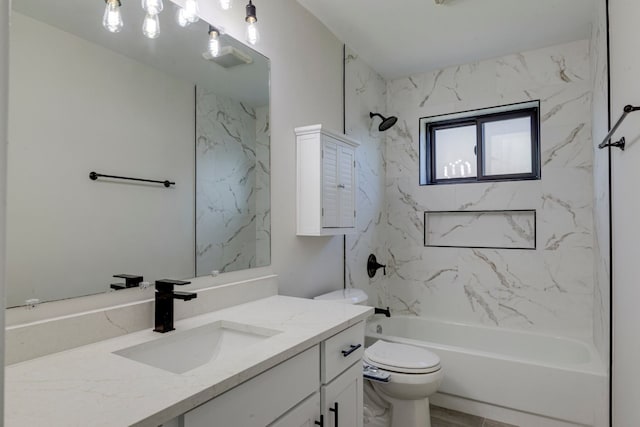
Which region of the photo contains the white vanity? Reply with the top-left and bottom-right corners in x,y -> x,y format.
5,290 -> 372,426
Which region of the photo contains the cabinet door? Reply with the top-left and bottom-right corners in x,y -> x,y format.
270,392 -> 322,427
322,138 -> 339,228
337,145 -> 355,228
322,363 -> 363,427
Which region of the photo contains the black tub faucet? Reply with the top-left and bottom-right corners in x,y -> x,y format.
374,307 -> 391,318
154,279 -> 197,333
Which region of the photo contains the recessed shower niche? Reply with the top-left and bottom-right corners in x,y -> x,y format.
424,210 -> 536,249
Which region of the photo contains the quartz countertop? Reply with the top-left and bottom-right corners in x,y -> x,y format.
6,295 -> 373,426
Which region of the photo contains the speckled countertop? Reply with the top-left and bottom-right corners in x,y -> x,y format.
6,296 -> 373,426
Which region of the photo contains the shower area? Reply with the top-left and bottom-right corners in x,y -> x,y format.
342,1 -> 610,425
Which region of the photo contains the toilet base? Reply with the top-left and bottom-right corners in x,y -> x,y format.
387,395 -> 431,427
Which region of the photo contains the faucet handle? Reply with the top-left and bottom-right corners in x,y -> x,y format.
155,279 -> 192,292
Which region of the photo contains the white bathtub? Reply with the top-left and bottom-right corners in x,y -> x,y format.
365,316 -> 607,426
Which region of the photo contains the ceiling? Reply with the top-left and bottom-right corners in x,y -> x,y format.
297,0 -> 596,80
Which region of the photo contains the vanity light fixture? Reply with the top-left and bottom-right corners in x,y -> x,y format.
245,0 -> 260,45
208,26 -> 221,57
103,0 -> 124,33
220,0 -> 233,10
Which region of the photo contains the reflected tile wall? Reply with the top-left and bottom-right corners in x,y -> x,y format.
381,40 -> 595,339
255,106 -> 271,267
344,48 -> 390,308
196,88 -> 258,275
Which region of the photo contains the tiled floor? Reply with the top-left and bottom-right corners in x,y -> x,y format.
431,405 -> 518,427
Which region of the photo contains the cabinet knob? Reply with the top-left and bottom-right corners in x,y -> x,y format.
337,184 -> 345,189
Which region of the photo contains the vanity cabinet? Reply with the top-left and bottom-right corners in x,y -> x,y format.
182,322 -> 365,427
296,125 -> 360,236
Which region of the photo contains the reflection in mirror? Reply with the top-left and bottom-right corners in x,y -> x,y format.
7,0 -> 270,307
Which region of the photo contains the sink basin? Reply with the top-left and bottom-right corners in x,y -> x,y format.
113,320 -> 282,374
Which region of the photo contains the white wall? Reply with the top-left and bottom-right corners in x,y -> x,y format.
7,13 -> 195,306
609,1 -> 640,424
0,0 -> 8,418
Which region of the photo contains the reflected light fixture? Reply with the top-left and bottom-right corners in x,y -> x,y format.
103,0 -> 124,33
245,0 -> 260,45
142,13 -> 160,38
220,0 -> 233,10
208,26 -> 221,57
175,7 -> 190,27
141,0 -> 163,14
184,0 -> 200,23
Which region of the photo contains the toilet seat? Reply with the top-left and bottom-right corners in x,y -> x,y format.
364,340 -> 441,374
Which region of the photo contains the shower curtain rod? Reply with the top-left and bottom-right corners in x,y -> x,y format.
598,104 -> 640,151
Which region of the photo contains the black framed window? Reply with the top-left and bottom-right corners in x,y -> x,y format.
419,101 -> 540,185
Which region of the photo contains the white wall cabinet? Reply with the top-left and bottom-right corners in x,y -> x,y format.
296,125 -> 360,236
181,322 -> 365,427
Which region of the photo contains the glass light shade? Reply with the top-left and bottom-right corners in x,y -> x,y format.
246,21 -> 260,45
142,13 -> 160,39
142,0 -> 163,15
176,8 -> 190,27
208,32 -> 220,57
184,0 -> 199,23
103,0 -> 124,33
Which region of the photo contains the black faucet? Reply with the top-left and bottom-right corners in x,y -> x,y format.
110,274 -> 144,290
154,279 -> 197,333
374,307 -> 391,318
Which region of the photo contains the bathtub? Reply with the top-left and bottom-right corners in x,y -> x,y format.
365,316 -> 607,426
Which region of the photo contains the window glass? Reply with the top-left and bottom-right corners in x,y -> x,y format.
434,125 -> 477,180
482,117 -> 532,176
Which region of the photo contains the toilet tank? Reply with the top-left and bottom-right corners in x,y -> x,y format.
313,288 -> 368,305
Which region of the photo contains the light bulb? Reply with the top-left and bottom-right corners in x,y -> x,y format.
220,0 -> 232,10
142,13 -> 160,38
103,0 -> 124,33
184,0 -> 199,23
176,7 -> 190,27
246,21 -> 260,45
208,29 -> 220,57
142,0 -> 163,15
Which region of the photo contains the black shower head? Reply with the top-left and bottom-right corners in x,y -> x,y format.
369,112 -> 398,131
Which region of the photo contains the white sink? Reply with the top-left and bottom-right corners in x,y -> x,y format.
113,320 -> 282,374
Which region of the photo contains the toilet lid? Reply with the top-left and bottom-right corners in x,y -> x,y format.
364,340 -> 441,374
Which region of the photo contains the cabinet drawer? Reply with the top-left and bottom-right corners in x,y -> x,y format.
184,345 -> 320,427
321,322 -> 365,384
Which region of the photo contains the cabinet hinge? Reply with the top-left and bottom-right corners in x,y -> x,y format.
353,160 -> 356,168
322,208 -> 324,216
354,210 -> 356,217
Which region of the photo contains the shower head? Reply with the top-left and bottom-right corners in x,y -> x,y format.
369,112 -> 398,131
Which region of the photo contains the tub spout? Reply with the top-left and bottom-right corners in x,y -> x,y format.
375,307 -> 391,317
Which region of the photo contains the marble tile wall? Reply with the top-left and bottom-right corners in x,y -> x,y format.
344,47 -> 390,308
384,39 -> 594,338
590,0 -> 610,366
196,88 -> 262,275
347,40 -> 597,340
255,106 -> 271,267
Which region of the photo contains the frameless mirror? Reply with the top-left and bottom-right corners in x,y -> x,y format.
7,0 -> 270,307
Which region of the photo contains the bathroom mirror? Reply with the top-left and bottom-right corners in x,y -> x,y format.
6,0 -> 270,307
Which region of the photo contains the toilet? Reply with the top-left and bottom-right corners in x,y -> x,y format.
314,289 -> 444,427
